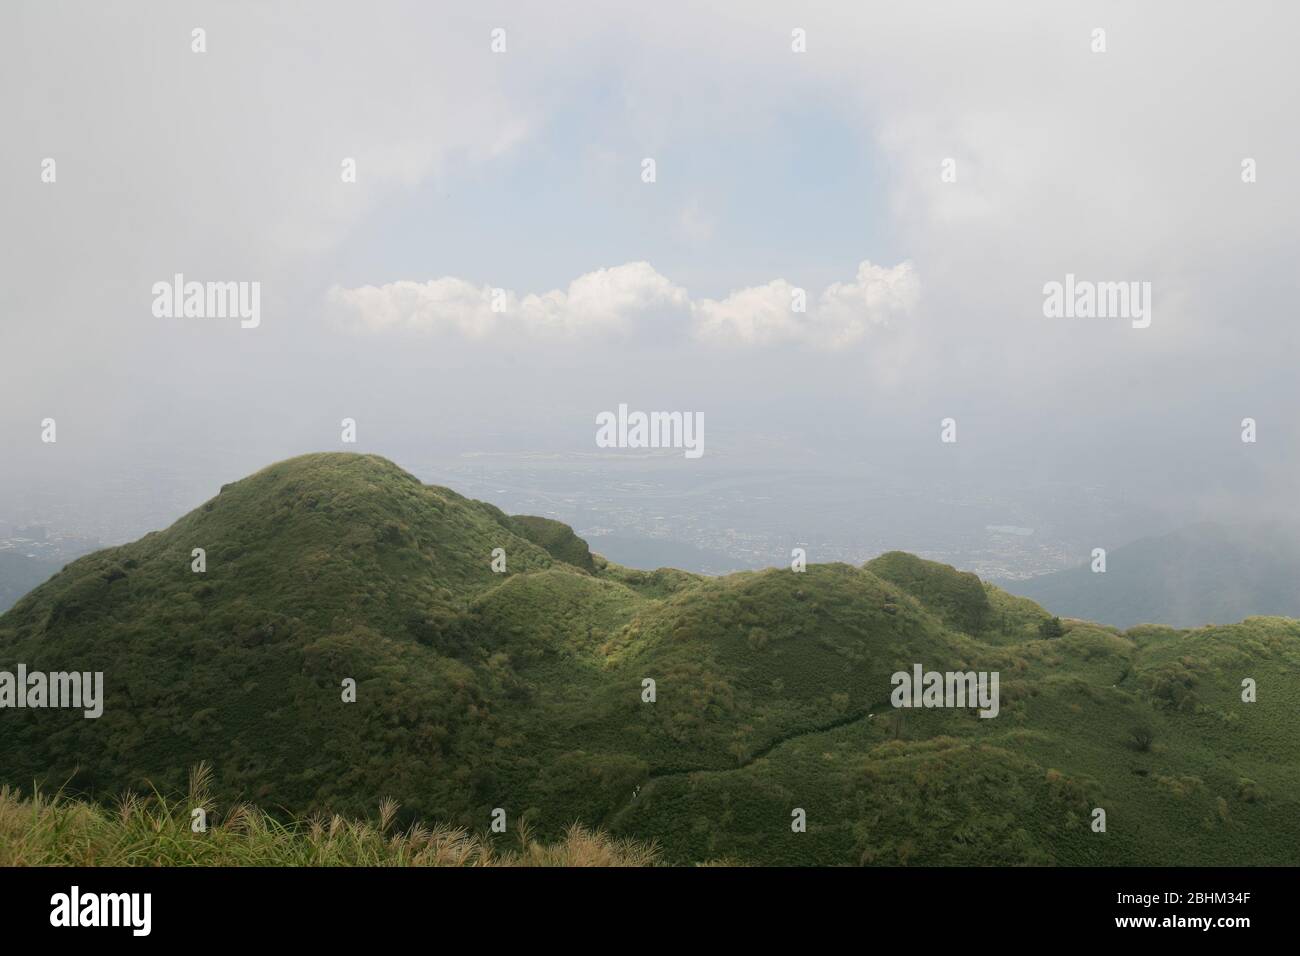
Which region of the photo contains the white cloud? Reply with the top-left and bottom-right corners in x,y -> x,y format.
328,262 -> 690,338
691,279 -> 801,345
331,259 -> 918,348
693,260 -> 919,348
536,262 -> 690,333
327,277 -> 502,339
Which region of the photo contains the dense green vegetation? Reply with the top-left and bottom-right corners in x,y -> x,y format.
2,453 -> 1297,866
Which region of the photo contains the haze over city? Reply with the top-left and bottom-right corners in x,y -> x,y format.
3,1 -> 1297,583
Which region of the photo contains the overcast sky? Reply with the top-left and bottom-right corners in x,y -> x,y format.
2,1 -> 1297,538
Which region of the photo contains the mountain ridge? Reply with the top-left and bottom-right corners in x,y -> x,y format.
2,452 -> 1297,865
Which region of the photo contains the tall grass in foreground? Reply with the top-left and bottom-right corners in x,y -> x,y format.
0,763 -> 661,867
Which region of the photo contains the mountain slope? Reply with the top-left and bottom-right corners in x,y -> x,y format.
1003,521 -> 1300,628
2,453 -> 1298,865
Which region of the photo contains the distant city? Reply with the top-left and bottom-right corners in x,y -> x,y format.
413,452 -> 1152,581
0,523 -> 99,566
0,449 -> 1170,602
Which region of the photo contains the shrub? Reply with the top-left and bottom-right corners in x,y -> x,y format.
1129,724 -> 1155,752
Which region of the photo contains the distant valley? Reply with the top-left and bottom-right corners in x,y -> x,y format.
0,552 -> 64,615
1002,522 -> 1300,629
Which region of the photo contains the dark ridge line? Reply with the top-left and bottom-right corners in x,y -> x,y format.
605,699 -> 894,828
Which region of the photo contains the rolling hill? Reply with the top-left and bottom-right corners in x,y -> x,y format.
1,453 -> 1297,865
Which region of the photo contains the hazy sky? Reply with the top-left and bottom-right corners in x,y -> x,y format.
2,1 -> 1298,539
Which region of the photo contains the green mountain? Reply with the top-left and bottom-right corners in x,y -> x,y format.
1004,521 -> 1300,629
2,453 -> 1297,865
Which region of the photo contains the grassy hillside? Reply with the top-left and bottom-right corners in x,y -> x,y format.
0,770 -> 659,866
2,453 -> 1297,866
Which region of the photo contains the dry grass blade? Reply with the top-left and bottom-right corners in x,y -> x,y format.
0,764 -> 672,867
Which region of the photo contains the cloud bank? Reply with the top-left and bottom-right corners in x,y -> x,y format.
329,259 -> 918,348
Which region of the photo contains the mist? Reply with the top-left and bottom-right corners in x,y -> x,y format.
3,0 -> 1297,580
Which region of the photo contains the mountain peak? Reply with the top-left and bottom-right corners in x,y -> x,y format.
3,456 -> 1298,867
